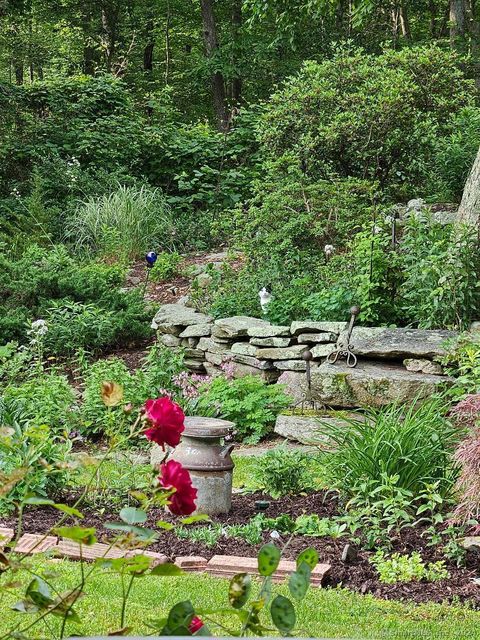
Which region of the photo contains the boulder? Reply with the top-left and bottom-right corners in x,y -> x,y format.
179,324 -> 212,338
274,412 -> 362,445
159,334 -> 181,348
247,325 -> 290,338
404,358 -> 444,375
231,354 -> 273,370
311,344 -> 335,359
230,362 -> 279,383
204,352 -> 225,366
274,360 -> 308,371
250,337 -> 292,347
276,361 -> 453,408
256,345 -> 309,361
198,337 -> 231,354
184,359 -> 206,372
152,304 -> 212,333
297,333 -> 337,344
231,342 -> 258,356
213,316 -> 273,339
290,321 -> 346,336
351,327 -> 457,359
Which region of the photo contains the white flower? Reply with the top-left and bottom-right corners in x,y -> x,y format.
324,244 -> 335,257
270,530 -> 281,540
30,319 -> 48,335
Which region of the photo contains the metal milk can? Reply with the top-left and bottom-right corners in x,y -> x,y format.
168,416 -> 235,515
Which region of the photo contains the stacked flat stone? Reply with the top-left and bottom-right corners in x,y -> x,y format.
151,305 -> 457,404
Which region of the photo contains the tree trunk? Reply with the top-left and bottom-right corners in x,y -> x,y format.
399,2 -> 411,39
200,0 -> 228,131
231,0 -> 242,107
101,2 -> 119,72
14,61 -> 24,84
457,145 -> 480,227
143,18 -> 155,73
450,0 -> 467,45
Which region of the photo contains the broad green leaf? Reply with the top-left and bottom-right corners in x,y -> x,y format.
258,543 -> 280,576
119,507 -> 147,525
288,566 -> 310,600
180,514 -> 210,525
55,526 -> 96,545
104,522 -> 157,541
270,595 -> 296,635
155,520 -> 175,531
228,573 -> 251,609
296,548 -> 318,570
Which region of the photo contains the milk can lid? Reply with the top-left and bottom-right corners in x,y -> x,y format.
183,416 -> 235,438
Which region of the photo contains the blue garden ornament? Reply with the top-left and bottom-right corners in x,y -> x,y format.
143,251 -> 158,296
145,251 -> 158,268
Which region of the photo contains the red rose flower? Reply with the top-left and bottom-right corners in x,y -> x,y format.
159,459 -> 197,516
144,397 -> 185,448
189,616 -> 204,634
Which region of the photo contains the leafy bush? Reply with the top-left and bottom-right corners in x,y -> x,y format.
443,332 -> 480,398
2,373 -> 75,432
399,219 -> 480,330
316,399 -> 461,501
150,252 -> 182,283
370,551 -> 449,584
68,185 -> 175,260
258,46 -> 475,198
0,399 -> 74,513
194,376 -> 291,443
0,244 -> 151,351
252,447 -> 320,497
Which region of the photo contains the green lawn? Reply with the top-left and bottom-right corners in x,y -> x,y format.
1,558 -> 480,639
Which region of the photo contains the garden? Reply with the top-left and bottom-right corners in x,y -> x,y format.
4,1 -> 480,639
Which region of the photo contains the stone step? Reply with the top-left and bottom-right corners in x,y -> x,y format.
277,361 -> 453,409
274,412 -> 364,445
14,534 -> 58,554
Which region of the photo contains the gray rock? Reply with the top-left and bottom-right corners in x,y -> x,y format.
291,321 -> 345,336
250,337 -> 292,347
185,348 -> 204,359
195,272 -> 213,288
230,362 -> 280,382
297,333 -> 337,344
198,337 -> 231,354
204,352 -> 225,366
462,537 -> 480,552
213,316 -> 273,339
152,304 -> 212,332
351,327 -> 457,359
256,345 -> 310,361
276,361 -> 453,408
184,359 -> 206,372
231,354 -> 274,370
204,363 -> 223,378
341,543 -> 357,564
187,338 -> 199,348
247,325 -> 290,338
231,342 -> 259,356
311,344 -> 335,359
274,360 -> 308,371
274,412 -> 362,444
406,197 -> 425,211
404,358 -> 444,375
159,334 -> 181,348
179,324 -> 212,338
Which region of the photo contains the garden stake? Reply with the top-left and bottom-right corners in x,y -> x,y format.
326,305 -> 360,368
143,250 -> 158,296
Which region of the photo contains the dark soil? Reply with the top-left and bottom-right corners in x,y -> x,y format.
3,490 -> 480,608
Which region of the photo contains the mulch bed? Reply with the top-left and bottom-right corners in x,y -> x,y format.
3,490 -> 480,608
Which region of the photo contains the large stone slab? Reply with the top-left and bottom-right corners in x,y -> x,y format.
198,337 -> 231,354
213,316 -> 273,339
256,345 -> 309,361
277,361 -> 453,408
291,321 -> 346,336
311,344 -> 335,359
152,304 -> 212,333
297,333 -> 337,344
247,324 -> 290,338
250,337 -> 292,347
179,324 -> 212,338
274,412 -> 362,444
231,353 -> 274,370
231,342 -> 258,356
350,327 -> 457,360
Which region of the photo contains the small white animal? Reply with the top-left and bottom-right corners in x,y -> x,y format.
324,244 -> 335,259
259,287 -> 272,313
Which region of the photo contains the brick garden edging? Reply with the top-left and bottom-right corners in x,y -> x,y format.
0,528 -> 331,586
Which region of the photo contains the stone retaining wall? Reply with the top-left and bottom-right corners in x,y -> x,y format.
151,304 -> 458,408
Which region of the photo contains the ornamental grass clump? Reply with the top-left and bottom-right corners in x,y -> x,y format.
315,398 -> 462,501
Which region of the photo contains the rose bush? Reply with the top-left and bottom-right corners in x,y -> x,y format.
144,396 -> 185,448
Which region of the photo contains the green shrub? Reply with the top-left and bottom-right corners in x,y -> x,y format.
258,46 -> 475,197
150,252 -> 182,283
0,244 -> 151,351
2,373 -> 75,432
370,551 -> 449,584
252,447 -> 321,497
399,218 -> 480,330
68,185 -> 174,260
0,399 -> 74,513
443,332 -> 480,398
194,376 -> 291,444
316,398 -> 461,500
